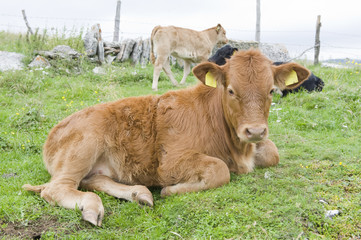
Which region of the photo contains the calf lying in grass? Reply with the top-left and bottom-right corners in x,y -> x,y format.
23,49 -> 309,226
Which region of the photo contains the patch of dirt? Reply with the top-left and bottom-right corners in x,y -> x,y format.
2,173 -> 18,179
0,216 -> 61,239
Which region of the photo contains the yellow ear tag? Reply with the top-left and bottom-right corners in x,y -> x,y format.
232,50 -> 237,56
205,72 -> 217,88
285,70 -> 298,86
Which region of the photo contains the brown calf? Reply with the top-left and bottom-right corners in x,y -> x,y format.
150,24 -> 228,90
23,50 -> 310,226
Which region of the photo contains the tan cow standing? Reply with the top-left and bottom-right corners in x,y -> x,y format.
23,50 -> 310,226
150,24 -> 228,90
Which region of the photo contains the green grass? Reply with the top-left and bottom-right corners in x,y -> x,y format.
1,31 -> 361,239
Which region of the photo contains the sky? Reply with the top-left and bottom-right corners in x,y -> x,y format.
1,0 -> 361,60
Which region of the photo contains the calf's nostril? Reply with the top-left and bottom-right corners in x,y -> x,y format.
260,128 -> 266,137
245,128 -> 252,137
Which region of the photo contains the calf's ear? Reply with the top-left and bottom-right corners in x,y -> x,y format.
216,23 -> 222,33
272,63 -> 310,90
192,62 -> 226,88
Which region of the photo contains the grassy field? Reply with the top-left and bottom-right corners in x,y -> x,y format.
1,31 -> 361,239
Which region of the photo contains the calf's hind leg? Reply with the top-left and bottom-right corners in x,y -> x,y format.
158,154 -> 230,197
23,138 -> 106,226
180,60 -> 191,85
80,175 -> 153,207
153,56 -> 178,90
162,58 -> 179,86
23,180 -> 104,226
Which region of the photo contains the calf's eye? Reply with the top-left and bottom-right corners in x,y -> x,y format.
228,89 -> 234,96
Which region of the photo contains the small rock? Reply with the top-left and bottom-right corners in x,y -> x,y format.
264,171 -> 271,179
92,66 -> 106,75
325,210 -> 340,219
106,55 -> 116,64
28,55 -> 50,68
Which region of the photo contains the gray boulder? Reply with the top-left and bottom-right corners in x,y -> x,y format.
116,43 -> 127,61
84,24 -> 102,57
260,43 -> 290,62
140,38 -> 151,66
213,40 -> 291,62
121,39 -> 136,62
131,38 -> 143,64
104,42 -> 123,48
36,45 -> 81,59
0,51 -> 25,71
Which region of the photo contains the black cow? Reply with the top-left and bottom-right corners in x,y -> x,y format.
273,62 -> 324,96
208,45 -> 238,65
209,45 -> 325,97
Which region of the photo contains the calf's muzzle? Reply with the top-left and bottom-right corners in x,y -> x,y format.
239,124 -> 268,142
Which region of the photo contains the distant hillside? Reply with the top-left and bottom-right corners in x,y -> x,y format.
324,58 -> 361,64
322,58 -> 361,68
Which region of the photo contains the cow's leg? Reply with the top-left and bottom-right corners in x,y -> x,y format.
23,137 -> 106,226
152,56 -> 165,91
254,139 -> 279,168
180,60 -> 191,85
158,154 -> 230,197
80,175 -> 153,207
162,57 -> 179,86
24,179 -> 104,226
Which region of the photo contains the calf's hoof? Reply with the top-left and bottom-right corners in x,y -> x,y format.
80,193 -> 104,226
160,187 -> 171,197
82,207 -> 104,226
131,186 -> 154,207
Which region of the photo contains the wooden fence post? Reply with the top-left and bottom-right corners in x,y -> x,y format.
255,0 -> 261,42
113,0 -> 121,42
314,15 -> 321,65
21,10 -> 33,35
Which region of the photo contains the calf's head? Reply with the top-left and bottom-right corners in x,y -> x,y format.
215,24 -> 228,45
193,50 -> 310,143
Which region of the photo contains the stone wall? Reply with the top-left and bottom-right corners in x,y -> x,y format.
93,38 -> 291,66
84,24 -> 291,65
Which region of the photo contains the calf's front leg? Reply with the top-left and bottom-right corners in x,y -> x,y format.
158,154 -> 230,197
80,174 -> 153,207
254,139 -> 280,168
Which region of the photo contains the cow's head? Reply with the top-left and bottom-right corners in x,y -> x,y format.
215,24 -> 228,45
193,49 -> 310,143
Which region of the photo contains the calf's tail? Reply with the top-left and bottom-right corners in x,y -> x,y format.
150,25 -> 160,65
